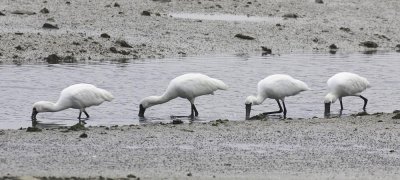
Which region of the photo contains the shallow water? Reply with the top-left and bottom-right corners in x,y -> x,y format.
169,13 -> 281,23
1,52 -> 400,129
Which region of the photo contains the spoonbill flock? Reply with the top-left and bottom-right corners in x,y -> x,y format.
31,72 -> 369,122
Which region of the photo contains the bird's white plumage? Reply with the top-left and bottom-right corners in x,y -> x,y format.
325,72 -> 370,103
140,73 -> 228,108
246,74 -> 310,105
33,83 -> 114,113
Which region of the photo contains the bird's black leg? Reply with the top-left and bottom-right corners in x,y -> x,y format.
262,99 -> 283,116
78,111 -> 82,119
339,97 -> 343,110
282,100 -> 287,119
192,103 -> 199,117
84,110 -> 90,118
359,95 -> 368,110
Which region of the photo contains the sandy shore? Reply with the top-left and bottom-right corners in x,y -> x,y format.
1,0 -> 400,63
2,113 -> 400,179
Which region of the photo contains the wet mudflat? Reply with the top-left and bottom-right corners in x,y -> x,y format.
1,52 -> 400,129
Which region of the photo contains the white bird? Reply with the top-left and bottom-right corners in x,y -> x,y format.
245,74 -> 310,119
324,72 -> 370,116
138,73 -> 228,118
31,83 -> 114,121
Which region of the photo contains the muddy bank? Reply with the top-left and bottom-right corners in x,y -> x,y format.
1,0 -> 400,63
1,113 -> 400,179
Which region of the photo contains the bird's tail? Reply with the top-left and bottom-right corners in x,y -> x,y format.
100,89 -> 115,101
212,78 -> 229,90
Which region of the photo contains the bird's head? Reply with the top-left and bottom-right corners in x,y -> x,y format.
324,93 -> 337,117
245,96 -> 257,120
31,101 -> 52,121
324,93 -> 337,104
138,96 -> 158,117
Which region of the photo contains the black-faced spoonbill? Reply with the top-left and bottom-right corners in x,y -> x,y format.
138,73 -> 228,119
324,72 -> 370,117
245,74 -> 310,119
31,83 -> 114,121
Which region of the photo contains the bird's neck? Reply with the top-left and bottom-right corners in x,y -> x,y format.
252,95 -> 267,105
148,93 -> 176,107
45,101 -> 68,112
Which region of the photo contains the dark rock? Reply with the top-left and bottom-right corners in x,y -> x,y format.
100,33 -> 111,38
178,51 -> 186,56
79,133 -> 88,138
63,56 -> 76,63
395,110 -> 400,113
362,50 -> 377,55
26,127 -> 42,132
315,0 -> 323,3
234,33 -> 255,40
42,23 -> 59,29
249,113 -> 267,120
172,119 -> 183,124
359,41 -> 378,48
127,174 -> 137,178
11,10 -> 36,15
152,0 -> 171,2
390,150 -> 395,153
40,8 -> 49,14
45,54 -> 61,64
396,44 -> 400,49
155,13 -> 161,16
339,27 -> 351,32
329,44 -> 338,49
114,2 -> 120,7
72,42 -> 80,45
116,40 -> 132,48
110,47 -> 118,53
351,111 -> 369,116
141,11 -> 151,16
66,1 -> 71,4
15,32 -> 23,35
283,13 -> 298,19
0,11 -> 5,16
15,45 -> 23,50
392,114 -> 400,119
216,4 -> 222,8
312,38 -> 318,43
119,50 -> 130,55
261,46 -> 272,55
69,123 -> 87,131
187,173 -> 192,177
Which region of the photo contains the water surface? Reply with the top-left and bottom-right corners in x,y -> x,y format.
1,52 -> 400,129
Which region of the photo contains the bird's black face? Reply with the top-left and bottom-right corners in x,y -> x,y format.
245,104 -> 252,120
31,108 -> 38,121
324,102 -> 331,118
138,104 -> 146,117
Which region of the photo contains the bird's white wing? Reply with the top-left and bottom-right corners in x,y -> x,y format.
59,84 -> 113,108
